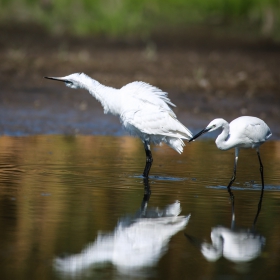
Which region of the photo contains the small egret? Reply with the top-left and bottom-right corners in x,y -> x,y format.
189,116 -> 272,190
186,183 -> 265,263
196,225 -> 265,263
45,73 -> 193,177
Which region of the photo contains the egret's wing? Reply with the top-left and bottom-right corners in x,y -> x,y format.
123,105 -> 192,139
120,81 -> 175,112
230,117 -> 272,145
120,81 -> 192,139
244,123 -> 271,143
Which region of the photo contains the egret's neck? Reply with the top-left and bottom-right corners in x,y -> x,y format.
78,75 -> 121,116
215,121 -> 231,150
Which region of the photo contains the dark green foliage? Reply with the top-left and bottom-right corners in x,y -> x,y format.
0,0 -> 279,38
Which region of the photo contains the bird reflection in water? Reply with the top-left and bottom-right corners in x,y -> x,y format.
186,188 -> 265,264
54,178 -> 191,277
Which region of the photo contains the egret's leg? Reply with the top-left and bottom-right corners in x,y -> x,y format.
143,141 -> 153,178
140,177 -> 151,216
227,148 -> 239,198
253,182 -> 264,226
257,149 -> 264,191
231,197 -> 236,229
253,149 -> 265,225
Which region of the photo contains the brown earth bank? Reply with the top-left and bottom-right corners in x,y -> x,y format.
0,24 -> 279,138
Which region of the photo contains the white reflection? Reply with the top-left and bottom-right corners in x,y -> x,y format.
201,226 -> 265,262
187,189 -> 265,264
54,200 -> 190,277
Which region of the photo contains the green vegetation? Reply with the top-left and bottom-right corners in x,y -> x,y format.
0,0 -> 279,38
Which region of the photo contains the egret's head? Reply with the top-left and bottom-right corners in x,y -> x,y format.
201,241 -> 223,262
205,118 -> 226,132
45,73 -> 88,89
189,118 -> 226,142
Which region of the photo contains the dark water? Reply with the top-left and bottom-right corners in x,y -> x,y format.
0,135 -> 280,280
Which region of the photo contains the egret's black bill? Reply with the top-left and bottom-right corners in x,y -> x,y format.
184,233 -> 201,248
45,76 -> 66,83
189,127 -> 211,142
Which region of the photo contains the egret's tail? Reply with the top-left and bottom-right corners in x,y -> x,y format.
169,119 -> 193,140
165,137 -> 186,154
179,124 -> 193,140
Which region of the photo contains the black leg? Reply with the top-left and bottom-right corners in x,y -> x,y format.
257,150 -> 264,191
227,172 -> 236,200
143,141 -> 153,178
227,164 -> 235,228
253,185 -> 264,226
227,148 -> 239,201
140,177 -> 151,216
227,169 -> 236,189
230,192 -> 235,229
253,149 -> 265,226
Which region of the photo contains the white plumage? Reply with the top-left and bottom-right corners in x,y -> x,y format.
200,186 -> 265,263
45,73 -> 192,177
201,226 -> 265,262
54,201 -> 190,277
189,116 -> 272,190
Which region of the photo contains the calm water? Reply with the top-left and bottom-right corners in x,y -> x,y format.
0,135 -> 280,280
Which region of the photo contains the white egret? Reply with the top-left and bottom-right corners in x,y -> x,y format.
189,116 -> 272,190
199,225 -> 265,263
54,201 -> 190,277
45,73 -> 192,177
186,183 -> 265,264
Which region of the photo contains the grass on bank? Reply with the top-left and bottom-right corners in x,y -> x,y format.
0,0 -> 279,39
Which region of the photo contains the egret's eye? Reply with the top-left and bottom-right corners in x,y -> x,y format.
213,124 -> 216,128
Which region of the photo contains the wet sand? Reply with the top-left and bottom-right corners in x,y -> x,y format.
0,25 -> 279,137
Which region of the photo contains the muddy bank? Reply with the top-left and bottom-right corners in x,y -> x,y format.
0,25 -> 279,138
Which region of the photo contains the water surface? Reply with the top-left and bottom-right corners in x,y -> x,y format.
0,135 -> 280,279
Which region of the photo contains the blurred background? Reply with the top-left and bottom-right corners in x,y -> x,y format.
1,2 -> 280,279
0,0 -> 280,135
1,0 -> 280,38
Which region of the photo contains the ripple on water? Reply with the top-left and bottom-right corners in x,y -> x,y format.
0,136 -> 280,280
131,174 -> 189,182
206,184 -> 280,191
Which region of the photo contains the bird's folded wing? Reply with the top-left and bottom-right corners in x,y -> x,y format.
122,108 -> 192,139
244,122 -> 272,143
